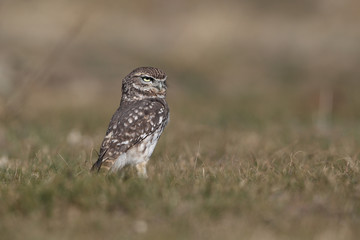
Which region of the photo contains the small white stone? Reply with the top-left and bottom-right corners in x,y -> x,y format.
0,155 -> 9,168
134,220 -> 148,233
67,129 -> 82,144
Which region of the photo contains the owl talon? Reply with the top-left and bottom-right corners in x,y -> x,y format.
136,162 -> 148,178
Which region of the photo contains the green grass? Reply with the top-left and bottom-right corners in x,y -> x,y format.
1,92 -> 360,240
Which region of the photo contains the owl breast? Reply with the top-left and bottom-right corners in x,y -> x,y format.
110,120 -> 167,172
128,127 -> 163,164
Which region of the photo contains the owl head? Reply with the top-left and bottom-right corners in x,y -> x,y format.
121,67 -> 167,101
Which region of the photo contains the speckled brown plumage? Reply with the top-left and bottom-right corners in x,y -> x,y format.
91,67 -> 169,177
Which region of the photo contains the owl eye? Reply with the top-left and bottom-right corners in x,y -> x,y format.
141,76 -> 154,82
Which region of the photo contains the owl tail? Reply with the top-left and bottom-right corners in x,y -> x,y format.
90,160 -> 102,172
90,149 -> 108,172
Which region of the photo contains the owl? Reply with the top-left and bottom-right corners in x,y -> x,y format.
91,67 -> 169,177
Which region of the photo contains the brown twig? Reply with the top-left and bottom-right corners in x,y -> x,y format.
2,9 -> 90,118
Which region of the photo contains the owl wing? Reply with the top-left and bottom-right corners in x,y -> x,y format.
91,99 -> 168,171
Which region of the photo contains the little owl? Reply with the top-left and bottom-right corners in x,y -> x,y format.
91,67 -> 169,177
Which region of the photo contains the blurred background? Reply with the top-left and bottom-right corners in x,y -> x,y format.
0,0 -> 360,150
1,1 -> 360,239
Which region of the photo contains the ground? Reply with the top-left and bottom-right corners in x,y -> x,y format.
0,87 -> 360,239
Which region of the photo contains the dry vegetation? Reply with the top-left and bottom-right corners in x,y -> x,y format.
1,1 -> 360,239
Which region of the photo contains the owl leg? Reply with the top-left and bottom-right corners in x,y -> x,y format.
135,161 -> 148,178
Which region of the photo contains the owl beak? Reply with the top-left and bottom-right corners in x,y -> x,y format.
156,82 -> 164,91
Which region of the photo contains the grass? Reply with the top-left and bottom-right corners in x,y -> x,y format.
1,90 -> 360,240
